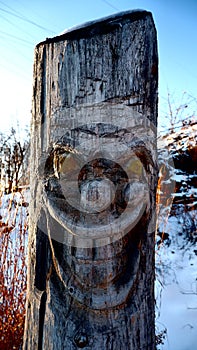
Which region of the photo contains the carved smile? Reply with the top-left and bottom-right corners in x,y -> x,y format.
50,214 -> 146,309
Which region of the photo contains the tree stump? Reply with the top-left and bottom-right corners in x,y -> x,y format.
23,10 -> 158,350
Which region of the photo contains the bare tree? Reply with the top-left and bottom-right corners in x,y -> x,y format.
0,127 -> 30,193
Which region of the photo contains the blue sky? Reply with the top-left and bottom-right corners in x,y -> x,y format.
0,0 -> 197,134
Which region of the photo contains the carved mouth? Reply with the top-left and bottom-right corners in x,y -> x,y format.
52,215 -> 146,309
44,180 -> 148,309
65,253 -> 141,309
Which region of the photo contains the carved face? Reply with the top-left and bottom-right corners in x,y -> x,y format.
42,106 -> 157,308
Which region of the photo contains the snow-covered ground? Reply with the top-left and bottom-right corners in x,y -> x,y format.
156,215 -> 197,349
156,149 -> 197,350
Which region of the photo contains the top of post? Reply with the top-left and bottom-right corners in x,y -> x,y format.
38,9 -> 154,47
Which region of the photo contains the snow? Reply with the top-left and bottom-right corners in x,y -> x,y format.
58,9 -> 146,36
160,121 -> 197,154
160,285 -> 197,350
156,163 -> 197,349
156,119 -> 197,349
156,247 -> 197,350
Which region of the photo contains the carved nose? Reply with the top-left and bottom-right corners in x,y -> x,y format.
80,178 -> 115,213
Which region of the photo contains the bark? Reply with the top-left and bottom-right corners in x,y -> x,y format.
23,10 -> 158,350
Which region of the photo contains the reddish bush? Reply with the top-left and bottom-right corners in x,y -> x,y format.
0,190 -> 28,349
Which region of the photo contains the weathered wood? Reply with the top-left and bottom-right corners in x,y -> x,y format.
23,10 -> 158,350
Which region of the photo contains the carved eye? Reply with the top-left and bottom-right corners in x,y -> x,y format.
59,154 -> 80,177
124,157 -> 143,178
53,152 -> 81,180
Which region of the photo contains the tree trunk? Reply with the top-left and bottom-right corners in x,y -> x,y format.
23,10 -> 158,350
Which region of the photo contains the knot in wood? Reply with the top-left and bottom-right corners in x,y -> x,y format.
74,331 -> 88,348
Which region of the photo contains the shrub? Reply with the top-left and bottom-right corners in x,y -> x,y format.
0,189 -> 28,349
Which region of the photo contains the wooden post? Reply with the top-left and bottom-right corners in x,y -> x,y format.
23,10 -> 158,350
